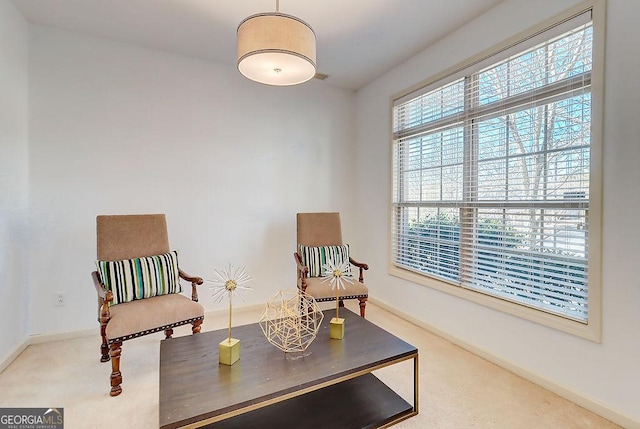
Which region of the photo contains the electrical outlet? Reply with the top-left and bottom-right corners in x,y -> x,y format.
55,291 -> 65,307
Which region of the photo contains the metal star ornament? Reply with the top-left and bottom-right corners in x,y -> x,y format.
207,264 -> 253,343
321,258 -> 353,319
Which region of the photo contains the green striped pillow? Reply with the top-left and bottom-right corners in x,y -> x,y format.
299,244 -> 350,277
97,251 -> 182,305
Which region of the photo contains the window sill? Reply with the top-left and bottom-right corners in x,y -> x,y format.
388,264 -> 601,342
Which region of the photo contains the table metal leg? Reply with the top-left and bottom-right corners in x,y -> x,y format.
414,354 -> 419,414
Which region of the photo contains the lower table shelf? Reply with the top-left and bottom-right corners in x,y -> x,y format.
203,373 -> 414,429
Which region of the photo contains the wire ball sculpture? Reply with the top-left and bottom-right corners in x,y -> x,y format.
259,289 -> 324,353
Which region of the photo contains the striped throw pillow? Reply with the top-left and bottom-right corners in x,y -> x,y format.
299,244 -> 350,277
97,251 -> 182,305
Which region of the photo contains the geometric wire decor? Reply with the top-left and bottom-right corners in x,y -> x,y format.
259,289 -> 324,353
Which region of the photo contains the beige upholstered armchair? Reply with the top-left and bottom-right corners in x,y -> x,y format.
294,212 -> 369,317
91,214 -> 204,396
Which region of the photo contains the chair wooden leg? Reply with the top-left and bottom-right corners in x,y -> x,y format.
100,324 -> 110,362
109,341 -> 123,397
192,319 -> 202,334
164,328 -> 173,339
358,297 -> 367,318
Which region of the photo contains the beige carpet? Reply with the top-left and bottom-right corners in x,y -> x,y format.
0,301 -> 619,429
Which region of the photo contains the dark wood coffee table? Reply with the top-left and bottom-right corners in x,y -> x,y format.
159,308 -> 418,428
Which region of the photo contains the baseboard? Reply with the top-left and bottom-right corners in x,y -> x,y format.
205,303 -> 265,321
0,338 -> 29,374
28,327 -> 96,345
368,297 -> 640,429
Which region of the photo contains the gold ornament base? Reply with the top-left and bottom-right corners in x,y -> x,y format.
219,338 -> 240,365
330,317 -> 345,340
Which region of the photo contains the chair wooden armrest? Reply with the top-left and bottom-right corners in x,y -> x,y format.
294,252 -> 309,275
349,257 -> 369,283
294,252 -> 309,292
92,270 -> 108,299
179,269 -> 203,302
92,271 -> 112,321
349,257 -> 369,270
92,271 -> 113,364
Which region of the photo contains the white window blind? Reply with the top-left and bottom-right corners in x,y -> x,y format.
392,16 -> 593,322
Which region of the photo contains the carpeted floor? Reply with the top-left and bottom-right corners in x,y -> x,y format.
0,301 -> 620,428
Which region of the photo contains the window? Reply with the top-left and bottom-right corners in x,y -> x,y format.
391,4 -> 603,339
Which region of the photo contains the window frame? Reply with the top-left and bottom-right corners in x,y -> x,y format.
388,0 -> 604,341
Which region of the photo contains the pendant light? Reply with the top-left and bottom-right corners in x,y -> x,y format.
237,0 -> 317,86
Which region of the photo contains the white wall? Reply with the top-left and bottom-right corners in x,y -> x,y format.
0,0 -> 29,363
355,0 -> 640,425
27,25 -> 356,336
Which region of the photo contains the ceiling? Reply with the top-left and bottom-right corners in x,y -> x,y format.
12,0 -> 505,90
